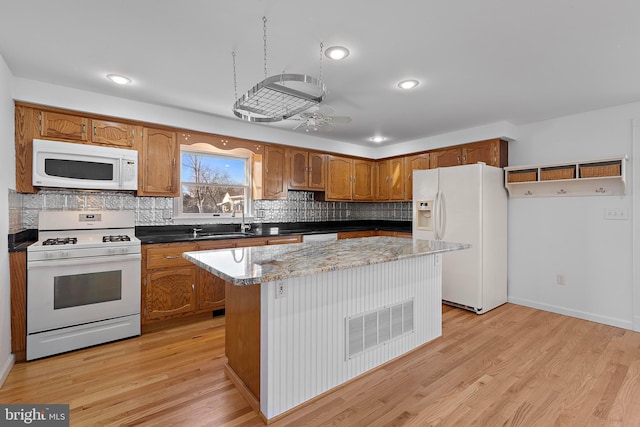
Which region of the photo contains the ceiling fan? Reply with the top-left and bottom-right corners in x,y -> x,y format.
292,105 -> 352,132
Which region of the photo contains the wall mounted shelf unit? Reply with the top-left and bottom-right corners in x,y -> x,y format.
504,157 -> 627,198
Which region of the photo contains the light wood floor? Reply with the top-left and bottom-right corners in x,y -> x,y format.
2,303 -> 640,426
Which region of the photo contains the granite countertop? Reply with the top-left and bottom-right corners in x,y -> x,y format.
183,236 -> 470,286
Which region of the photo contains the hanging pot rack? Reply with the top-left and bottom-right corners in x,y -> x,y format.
231,17 -> 326,123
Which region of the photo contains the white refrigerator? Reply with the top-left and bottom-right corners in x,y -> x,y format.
412,163 -> 507,314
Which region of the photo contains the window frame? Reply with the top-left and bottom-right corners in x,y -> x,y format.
173,145 -> 252,221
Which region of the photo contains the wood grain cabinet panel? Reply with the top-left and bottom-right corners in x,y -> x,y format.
197,269 -> 225,311
326,155 -> 353,200
139,127 -> 179,197
90,119 -> 135,147
430,148 -> 462,168
288,149 -> 326,191
263,145 -> 287,199
145,267 -> 196,320
404,153 -> 430,201
38,110 -> 89,142
462,138 -> 508,168
352,159 -> 374,201
10,252 -> 27,362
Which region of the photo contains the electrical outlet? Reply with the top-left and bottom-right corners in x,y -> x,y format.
276,282 -> 286,299
556,274 -> 566,285
604,208 -> 629,221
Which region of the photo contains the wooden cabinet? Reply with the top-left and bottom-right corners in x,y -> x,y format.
430,148 -> 462,168
38,110 -> 89,142
428,139 -> 507,170
375,158 -> 405,201
327,156 -> 374,201
145,267 -> 197,320
353,159 -> 374,200
337,230 -> 376,239
37,111 -> 136,147
139,127 -> 179,197
262,145 -> 287,199
196,240 -> 234,311
90,119 -> 136,147
326,155 -> 353,200
461,138 -> 508,168
288,148 -> 326,190
404,153 -> 430,201
10,252 -> 27,362
143,243 -> 197,321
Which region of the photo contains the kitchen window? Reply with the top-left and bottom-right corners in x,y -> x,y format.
175,147 -> 250,219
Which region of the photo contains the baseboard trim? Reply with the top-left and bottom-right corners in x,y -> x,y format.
0,354 -> 15,388
508,297 -> 633,330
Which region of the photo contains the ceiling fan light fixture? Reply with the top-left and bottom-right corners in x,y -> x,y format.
106,73 -> 132,85
370,136 -> 386,143
325,46 -> 350,60
398,79 -> 419,90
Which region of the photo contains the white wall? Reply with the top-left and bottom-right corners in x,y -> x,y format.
0,54 -> 15,386
508,102 -> 638,329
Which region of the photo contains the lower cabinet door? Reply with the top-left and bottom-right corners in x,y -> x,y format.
197,268 -> 225,311
145,266 -> 196,319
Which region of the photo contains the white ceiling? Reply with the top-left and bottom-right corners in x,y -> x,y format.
2,1 -> 640,148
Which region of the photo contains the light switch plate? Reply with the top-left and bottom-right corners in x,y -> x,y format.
604,208 -> 629,220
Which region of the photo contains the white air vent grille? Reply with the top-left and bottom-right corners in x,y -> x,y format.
346,298 -> 415,359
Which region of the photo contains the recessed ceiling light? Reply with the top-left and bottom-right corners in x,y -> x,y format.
397,79 -> 419,90
106,74 -> 132,85
370,136 -> 386,143
325,46 -> 350,60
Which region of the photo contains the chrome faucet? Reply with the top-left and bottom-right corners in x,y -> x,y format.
232,201 -> 251,233
192,227 -> 202,238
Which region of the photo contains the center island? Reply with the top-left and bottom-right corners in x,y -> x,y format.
183,236 -> 469,423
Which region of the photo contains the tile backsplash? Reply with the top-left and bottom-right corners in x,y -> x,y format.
253,191 -> 412,222
12,189 -> 411,230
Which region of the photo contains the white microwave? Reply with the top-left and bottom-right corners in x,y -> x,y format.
32,139 -> 138,191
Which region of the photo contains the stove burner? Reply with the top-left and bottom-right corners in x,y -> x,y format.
42,237 -> 78,246
103,235 -> 131,243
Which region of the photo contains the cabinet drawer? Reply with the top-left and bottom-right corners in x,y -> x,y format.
266,236 -> 302,245
146,243 -> 197,269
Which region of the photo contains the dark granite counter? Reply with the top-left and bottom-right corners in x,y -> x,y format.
136,220 -> 411,244
8,229 -> 37,252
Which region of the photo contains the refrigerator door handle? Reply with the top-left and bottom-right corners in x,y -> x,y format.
434,191 -> 441,240
439,191 -> 447,240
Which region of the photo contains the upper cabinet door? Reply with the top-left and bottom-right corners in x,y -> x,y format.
326,155 -> 353,200
352,159 -> 374,201
462,138 -> 508,167
308,152 -> 326,190
288,148 -> 309,189
405,153 -> 430,201
140,127 -> 179,196
375,160 -> 390,201
91,119 -> 136,147
38,111 -> 88,142
430,148 -> 461,168
263,145 -> 287,199
388,157 -> 405,201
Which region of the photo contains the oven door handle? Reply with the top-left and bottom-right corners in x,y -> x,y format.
28,253 -> 141,269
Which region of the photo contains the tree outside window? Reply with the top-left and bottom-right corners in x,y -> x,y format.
177,149 -> 249,217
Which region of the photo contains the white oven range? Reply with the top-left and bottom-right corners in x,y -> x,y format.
26,211 -> 141,360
